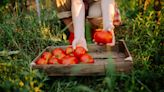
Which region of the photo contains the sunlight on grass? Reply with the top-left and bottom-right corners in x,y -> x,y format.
0,0 -> 163,91
40,25 -> 66,42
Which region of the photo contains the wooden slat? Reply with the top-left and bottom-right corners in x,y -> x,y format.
32,64 -> 105,76
31,40 -> 133,76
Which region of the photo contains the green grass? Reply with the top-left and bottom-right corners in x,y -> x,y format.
0,0 -> 164,92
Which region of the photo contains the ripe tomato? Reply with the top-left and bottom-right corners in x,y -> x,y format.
52,48 -> 66,59
93,30 -> 112,43
41,51 -> 52,60
62,55 -> 78,65
58,53 -> 66,60
80,54 -> 94,64
48,56 -> 61,64
65,46 -> 74,55
36,58 -> 47,65
74,46 -> 86,57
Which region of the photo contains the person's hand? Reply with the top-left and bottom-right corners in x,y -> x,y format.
72,37 -> 88,51
93,30 -> 115,46
106,30 -> 115,46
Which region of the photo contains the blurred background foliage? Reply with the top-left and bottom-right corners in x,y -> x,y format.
0,0 -> 163,92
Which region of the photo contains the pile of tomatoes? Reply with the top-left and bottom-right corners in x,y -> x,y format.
35,46 -> 94,65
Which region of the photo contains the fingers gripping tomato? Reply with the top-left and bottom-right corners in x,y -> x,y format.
94,30 -> 112,43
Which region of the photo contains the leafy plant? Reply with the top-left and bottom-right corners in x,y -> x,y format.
0,0 -> 163,92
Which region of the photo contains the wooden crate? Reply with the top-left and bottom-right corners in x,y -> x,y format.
31,40 -> 133,76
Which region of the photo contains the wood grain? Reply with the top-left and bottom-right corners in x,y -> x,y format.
31,40 -> 133,76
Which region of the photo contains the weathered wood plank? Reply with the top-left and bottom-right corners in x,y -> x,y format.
31,40 -> 133,76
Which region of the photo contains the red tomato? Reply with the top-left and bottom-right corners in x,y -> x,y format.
93,30 -> 112,43
36,58 -> 47,65
62,55 -> 78,65
65,46 -> 74,55
74,46 -> 86,57
58,53 -> 66,60
41,51 -> 52,60
52,48 -> 66,59
80,54 -> 94,64
48,56 -> 61,64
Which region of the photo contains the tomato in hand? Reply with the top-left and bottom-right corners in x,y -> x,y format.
48,56 -> 61,64
80,53 -> 94,64
52,48 -> 66,59
74,46 -> 86,57
62,55 -> 78,65
36,58 -> 47,65
65,46 -> 74,55
93,30 -> 112,43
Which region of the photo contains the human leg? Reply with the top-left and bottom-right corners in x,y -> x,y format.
101,0 -> 115,31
